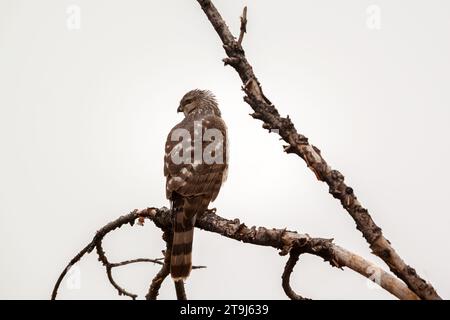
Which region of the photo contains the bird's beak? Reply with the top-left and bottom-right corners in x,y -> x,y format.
177,105 -> 183,113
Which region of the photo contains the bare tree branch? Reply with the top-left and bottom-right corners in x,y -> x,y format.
109,258 -> 164,268
96,239 -> 138,299
237,6 -> 247,45
51,209 -> 154,300
51,241 -> 95,300
52,207 -> 419,300
195,0 -> 439,300
198,211 -> 419,300
51,208 -> 199,300
145,259 -> 170,300
146,229 -> 172,300
282,247 -> 309,300
146,229 -> 190,300
51,1 -> 440,301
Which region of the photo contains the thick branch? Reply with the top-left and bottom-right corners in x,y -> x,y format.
195,0 -> 439,300
197,211 -> 418,300
52,207 -> 419,300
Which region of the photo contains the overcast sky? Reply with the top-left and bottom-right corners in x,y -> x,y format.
1,0 -> 449,299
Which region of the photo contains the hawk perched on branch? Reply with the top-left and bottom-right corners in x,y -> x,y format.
164,89 -> 228,280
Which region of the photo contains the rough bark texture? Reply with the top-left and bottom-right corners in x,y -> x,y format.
195,0 -> 440,300
146,229 -> 171,300
52,208 -> 419,300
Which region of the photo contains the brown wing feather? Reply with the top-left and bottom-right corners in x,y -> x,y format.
164,114 -> 227,201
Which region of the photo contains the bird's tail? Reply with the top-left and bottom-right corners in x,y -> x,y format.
170,209 -> 195,280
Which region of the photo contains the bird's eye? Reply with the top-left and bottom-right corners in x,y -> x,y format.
184,98 -> 193,105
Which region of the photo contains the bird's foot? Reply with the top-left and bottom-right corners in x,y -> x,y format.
205,208 -> 217,215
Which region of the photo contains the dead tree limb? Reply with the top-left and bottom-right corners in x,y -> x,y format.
51,3 -> 437,300
282,247 -> 309,300
51,209 -> 154,300
109,258 -> 164,268
96,239 -> 139,299
237,6 -> 247,45
146,229 -> 188,300
52,207 -> 419,300
195,0 -> 440,300
146,229 -> 172,300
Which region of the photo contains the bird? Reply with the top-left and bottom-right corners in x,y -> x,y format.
164,89 -> 228,280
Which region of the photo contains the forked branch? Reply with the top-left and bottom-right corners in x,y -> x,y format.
52,207 -> 419,300
195,0 -> 440,300
51,1 -> 439,301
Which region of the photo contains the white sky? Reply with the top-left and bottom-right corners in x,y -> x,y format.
1,0 -> 449,299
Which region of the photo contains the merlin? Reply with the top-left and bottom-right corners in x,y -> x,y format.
164,89 -> 228,280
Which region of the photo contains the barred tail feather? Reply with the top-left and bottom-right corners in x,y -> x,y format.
170,211 -> 194,280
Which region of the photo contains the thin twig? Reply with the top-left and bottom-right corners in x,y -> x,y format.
195,0 -> 440,300
237,6 -> 247,45
282,249 -> 309,300
109,258 -> 205,270
110,258 -> 164,268
51,241 -> 94,300
51,207 -> 204,300
96,239 -> 138,299
51,208 -> 157,299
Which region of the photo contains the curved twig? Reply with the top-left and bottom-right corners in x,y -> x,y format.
51,207 -> 204,300
282,249 -> 309,300
96,239 -> 138,299
195,0 -> 439,300
51,241 -> 94,300
51,208 -> 156,300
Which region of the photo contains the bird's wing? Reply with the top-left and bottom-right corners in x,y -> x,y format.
164,114 -> 227,201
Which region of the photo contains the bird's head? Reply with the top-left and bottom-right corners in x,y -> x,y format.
177,89 -> 221,117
